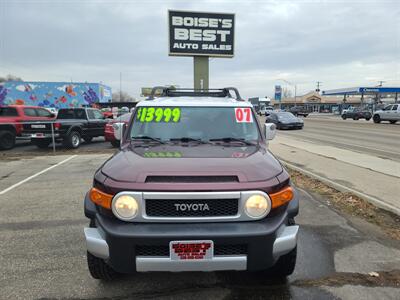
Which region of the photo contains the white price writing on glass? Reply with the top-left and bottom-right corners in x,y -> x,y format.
234,108 -> 253,123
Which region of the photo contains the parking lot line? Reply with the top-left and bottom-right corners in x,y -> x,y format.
0,155 -> 77,195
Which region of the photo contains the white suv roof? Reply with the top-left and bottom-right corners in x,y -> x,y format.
137,96 -> 252,108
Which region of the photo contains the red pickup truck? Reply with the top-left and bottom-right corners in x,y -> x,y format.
0,105 -> 55,150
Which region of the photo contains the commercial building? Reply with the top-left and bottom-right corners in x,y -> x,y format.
270,87 -> 400,113
0,81 -> 112,108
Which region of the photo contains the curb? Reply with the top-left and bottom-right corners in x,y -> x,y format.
280,159 -> 400,216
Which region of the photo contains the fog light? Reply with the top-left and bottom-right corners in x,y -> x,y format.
113,195 -> 139,220
245,195 -> 270,218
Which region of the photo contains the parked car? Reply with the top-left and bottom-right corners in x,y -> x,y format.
23,107 -> 108,149
0,105 -> 55,150
289,106 -> 309,117
45,107 -> 58,116
373,104 -> 400,124
341,107 -> 354,116
259,106 -> 266,116
265,106 -> 274,116
105,112 -> 132,148
266,112 -> 304,129
342,108 -> 372,120
102,110 -> 114,119
83,87 -> 299,280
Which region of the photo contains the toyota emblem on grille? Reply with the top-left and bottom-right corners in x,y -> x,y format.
174,203 -> 210,211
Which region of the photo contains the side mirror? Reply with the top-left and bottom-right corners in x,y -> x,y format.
264,123 -> 277,141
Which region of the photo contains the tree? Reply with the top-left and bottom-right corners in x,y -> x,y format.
112,91 -> 136,102
0,74 -> 23,83
282,87 -> 292,98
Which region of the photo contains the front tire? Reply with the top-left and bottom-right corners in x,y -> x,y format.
63,131 -> 81,149
111,140 -> 120,148
0,130 -> 16,150
342,115 -> 347,120
87,251 -> 119,280
271,246 -> 297,277
373,115 -> 381,123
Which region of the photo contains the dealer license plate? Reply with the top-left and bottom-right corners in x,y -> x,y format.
31,133 -> 44,138
170,240 -> 213,261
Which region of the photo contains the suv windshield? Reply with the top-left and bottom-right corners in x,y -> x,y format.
131,107 -> 260,142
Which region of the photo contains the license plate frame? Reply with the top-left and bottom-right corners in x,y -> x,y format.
170,240 -> 214,261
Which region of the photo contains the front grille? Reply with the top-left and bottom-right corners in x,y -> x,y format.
145,199 -> 238,217
136,244 -> 247,256
145,176 -> 239,183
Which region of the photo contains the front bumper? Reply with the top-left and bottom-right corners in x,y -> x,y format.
84,192 -> 299,273
24,133 -> 60,138
104,131 -> 115,142
84,223 -> 299,272
278,123 -> 303,129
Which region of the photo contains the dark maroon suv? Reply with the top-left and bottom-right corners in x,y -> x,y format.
84,87 -> 299,280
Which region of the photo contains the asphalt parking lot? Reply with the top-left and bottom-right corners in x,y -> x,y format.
1,154 -> 399,300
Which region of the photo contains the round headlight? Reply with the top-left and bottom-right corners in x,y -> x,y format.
113,195 -> 139,219
245,195 -> 270,218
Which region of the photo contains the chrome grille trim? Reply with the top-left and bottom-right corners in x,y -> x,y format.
111,191 -> 271,223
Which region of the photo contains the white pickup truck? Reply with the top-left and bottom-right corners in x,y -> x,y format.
373,104 -> 400,124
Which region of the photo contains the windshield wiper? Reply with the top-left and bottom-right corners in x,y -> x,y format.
169,137 -> 209,144
131,136 -> 165,144
209,137 -> 256,146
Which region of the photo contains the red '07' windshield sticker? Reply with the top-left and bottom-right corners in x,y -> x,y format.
235,108 -> 253,123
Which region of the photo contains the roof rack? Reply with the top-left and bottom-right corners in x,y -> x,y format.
147,87 -> 244,101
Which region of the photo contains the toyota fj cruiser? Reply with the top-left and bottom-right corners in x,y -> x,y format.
84,87 -> 299,280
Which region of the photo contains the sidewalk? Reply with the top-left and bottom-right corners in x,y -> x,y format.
270,136 -> 400,215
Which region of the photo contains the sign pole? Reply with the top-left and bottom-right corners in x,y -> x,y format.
193,56 -> 209,91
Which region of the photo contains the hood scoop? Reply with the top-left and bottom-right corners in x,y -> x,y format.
145,175 -> 239,183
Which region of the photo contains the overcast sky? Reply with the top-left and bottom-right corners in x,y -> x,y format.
0,0 -> 399,99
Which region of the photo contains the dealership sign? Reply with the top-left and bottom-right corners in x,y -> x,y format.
275,85 -> 282,101
168,10 -> 235,57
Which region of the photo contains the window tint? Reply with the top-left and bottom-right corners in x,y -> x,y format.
392,105 -> 398,110
87,110 -> 96,119
24,108 -> 37,117
0,107 -> 18,117
36,108 -> 52,117
384,105 -> 392,111
57,109 -> 86,119
93,110 -> 104,119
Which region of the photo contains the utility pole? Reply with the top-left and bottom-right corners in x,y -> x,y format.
119,72 -> 122,102
316,81 -> 322,92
